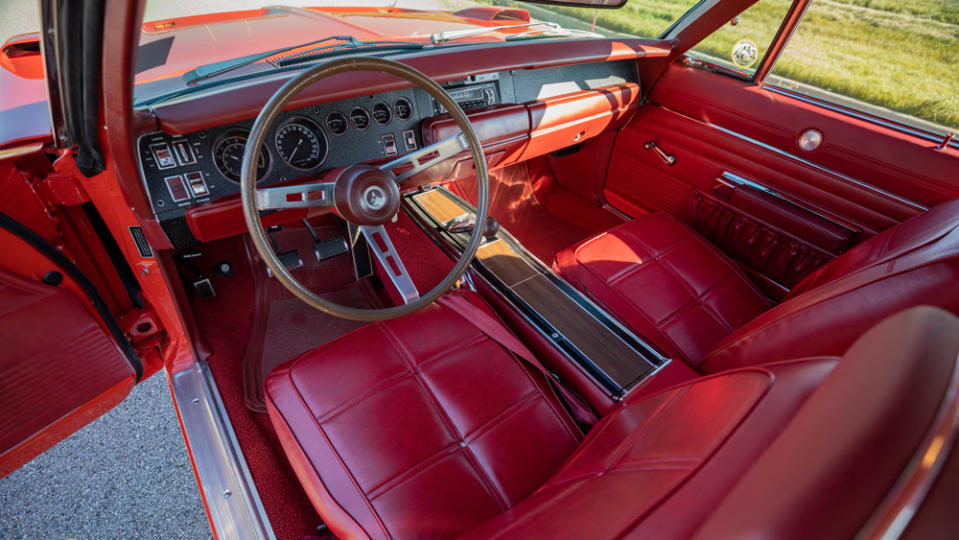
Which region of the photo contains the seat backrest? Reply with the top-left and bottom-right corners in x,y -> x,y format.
693,306 -> 959,539
700,198 -> 959,373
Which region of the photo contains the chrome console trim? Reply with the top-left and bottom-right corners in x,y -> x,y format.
170,362 -> 275,540
404,186 -> 669,397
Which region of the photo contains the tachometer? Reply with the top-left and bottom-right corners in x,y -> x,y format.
213,130 -> 271,183
275,118 -> 328,170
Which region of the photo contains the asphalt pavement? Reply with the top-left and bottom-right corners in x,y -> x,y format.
0,373 -> 211,539
1,5 -> 209,539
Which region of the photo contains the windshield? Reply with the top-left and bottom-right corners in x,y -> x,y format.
135,1 -> 699,105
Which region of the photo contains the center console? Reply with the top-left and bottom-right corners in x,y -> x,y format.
404,186 -> 668,398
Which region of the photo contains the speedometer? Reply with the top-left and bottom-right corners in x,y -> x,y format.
275,118 -> 328,170
213,130 -> 271,183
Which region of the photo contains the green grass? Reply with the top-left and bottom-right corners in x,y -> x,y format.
477,0 -> 959,131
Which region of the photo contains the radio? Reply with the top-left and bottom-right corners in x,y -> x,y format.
435,81 -> 498,113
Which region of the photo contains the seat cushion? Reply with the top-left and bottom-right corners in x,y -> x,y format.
461,307 -> 959,540
460,358 -> 837,539
554,213 -> 771,368
265,293 -> 581,540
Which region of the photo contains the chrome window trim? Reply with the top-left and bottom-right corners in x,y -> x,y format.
764,85 -> 959,151
171,362 -> 275,540
655,104 -> 929,213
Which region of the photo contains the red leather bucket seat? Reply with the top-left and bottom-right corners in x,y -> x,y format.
554,198 -> 959,372
266,293 -> 959,539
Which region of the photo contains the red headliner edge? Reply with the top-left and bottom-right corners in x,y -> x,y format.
148,38 -> 672,135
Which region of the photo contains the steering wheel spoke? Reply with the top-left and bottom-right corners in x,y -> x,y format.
255,182 -> 336,210
361,225 -> 419,304
380,133 -> 469,182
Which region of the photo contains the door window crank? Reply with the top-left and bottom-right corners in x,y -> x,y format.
644,141 -> 676,166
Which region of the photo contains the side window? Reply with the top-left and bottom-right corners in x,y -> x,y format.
687,0 -> 794,77
768,1 -> 959,136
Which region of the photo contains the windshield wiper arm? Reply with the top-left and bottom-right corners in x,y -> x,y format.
274,40 -> 426,67
430,22 -> 562,44
183,35 -> 360,86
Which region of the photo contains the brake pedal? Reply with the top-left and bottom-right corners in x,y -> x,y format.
265,225 -> 304,277
314,236 -> 349,261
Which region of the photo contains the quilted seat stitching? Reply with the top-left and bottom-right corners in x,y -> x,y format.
378,320 -> 511,511
366,391 -> 543,501
284,370 -> 391,539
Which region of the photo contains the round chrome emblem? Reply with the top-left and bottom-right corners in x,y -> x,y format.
798,129 -> 824,152
362,185 -> 388,211
731,39 -> 759,69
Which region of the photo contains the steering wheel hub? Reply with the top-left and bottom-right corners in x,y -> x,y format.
332,165 -> 401,225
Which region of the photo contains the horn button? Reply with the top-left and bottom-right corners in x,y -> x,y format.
333,165 -> 401,225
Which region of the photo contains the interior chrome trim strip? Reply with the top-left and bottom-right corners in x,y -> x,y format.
655,104 -> 929,212
764,85 -> 959,152
719,171 -> 857,235
171,362 -> 275,540
858,350 -> 959,540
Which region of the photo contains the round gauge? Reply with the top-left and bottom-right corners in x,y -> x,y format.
326,111 -> 348,135
275,118 -> 328,170
213,130 -> 271,183
371,102 -> 391,125
350,107 -> 370,130
393,98 -> 413,120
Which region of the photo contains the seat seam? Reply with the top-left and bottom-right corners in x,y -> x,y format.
285,370 -> 391,539
310,369 -> 412,424
366,443 -> 461,501
378,321 -> 512,511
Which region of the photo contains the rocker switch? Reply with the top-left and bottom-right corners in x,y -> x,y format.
381,133 -> 398,156
184,171 -> 209,197
403,129 -> 417,151
151,143 -> 176,169
164,175 -> 189,202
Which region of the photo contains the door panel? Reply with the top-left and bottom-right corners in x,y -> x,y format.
603,62 -> 959,295
0,267 -> 134,477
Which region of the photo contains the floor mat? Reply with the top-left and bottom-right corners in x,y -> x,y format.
185,224 -> 377,540
243,286 -> 370,413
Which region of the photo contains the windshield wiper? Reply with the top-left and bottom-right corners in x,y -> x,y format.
273,40 -> 425,67
430,21 -> 600,44
183,35 -> 365,86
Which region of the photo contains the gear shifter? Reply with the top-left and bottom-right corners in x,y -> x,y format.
448,216 -> 499,239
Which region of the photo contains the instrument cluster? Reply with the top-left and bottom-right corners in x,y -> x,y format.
137,90 -> 429,219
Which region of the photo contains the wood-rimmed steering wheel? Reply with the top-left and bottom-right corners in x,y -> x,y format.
240,57 -> 489,321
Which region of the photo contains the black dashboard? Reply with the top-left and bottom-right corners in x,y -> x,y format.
136,59 -> 638,246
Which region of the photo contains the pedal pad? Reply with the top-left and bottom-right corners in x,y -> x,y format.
266,250 -> 303,277
193,277 -> 215,298
314,236 -> 349,261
